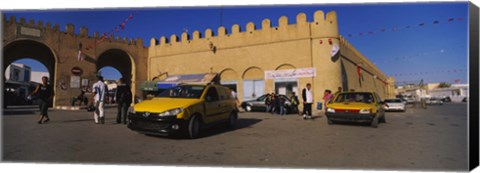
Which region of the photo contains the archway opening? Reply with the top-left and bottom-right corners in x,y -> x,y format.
97,49 -> 132,85
3,40 -> 56,108
97,49 -> 134,104
97,66 -> 122,104
242,67 -> 265,101
274,64 -> 298,97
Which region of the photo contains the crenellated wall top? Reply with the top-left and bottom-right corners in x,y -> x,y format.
149,10 -> 339,47
3,15 -> 145,47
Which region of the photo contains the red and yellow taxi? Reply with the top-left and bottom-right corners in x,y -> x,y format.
325,92 -> 386,128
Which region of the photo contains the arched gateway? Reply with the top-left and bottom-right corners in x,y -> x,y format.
2,16 -> 148,107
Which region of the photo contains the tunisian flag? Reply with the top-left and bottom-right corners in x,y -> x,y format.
357,65 -> 361,78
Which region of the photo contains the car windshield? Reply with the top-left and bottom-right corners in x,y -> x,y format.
334,93 -> 375,103
385,99 -> 402,103
256,95 -> 267,101
156,85 -> 205,99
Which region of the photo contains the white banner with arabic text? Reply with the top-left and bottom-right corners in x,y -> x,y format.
265,68 -> 316,79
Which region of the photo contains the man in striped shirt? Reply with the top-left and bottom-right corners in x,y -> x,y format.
92,75 -> 107,124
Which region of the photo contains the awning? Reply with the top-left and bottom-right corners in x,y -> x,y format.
162,73 -> 218,83
139,81 -> 159,92
140,73 -> 219,91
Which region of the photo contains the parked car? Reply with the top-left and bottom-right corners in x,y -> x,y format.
426,98 -> 443,105
401,95 -> 416,104
325,92 -> 386,128
441,96 -> 451,102
127,84 -> 238,139
241,94 -> 294,114
383,98 -> 406,112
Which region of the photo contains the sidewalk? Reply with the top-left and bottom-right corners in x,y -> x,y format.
54,104 -> 118,111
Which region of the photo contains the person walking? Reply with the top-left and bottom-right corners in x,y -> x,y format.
271,94 -> 278,114
264,93 -> 272,113
323,89 -> 334,113
115,77 -> 132,124
334,86 -> 342,97
302,83 -> 313,120
278,96 -> 286,115
30,76 -> 54,124
92,74 -> 107,124
290,92 -> 300,115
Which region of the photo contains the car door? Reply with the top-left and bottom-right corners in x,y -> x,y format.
204,86 -> 222,124
374,93 -> 385,116
251,95 -> 267,110
217,86 -> 233,120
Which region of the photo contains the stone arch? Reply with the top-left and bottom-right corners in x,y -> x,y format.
242,66 -> 264,80
96,49 -> 136,98
275,63 -> 296,70
219,68 -> 238,81
3,39 -> 58,106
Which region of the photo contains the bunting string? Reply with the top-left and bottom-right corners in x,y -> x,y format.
390,68 -> 466,77
84,12 -> 138,52
375,46 -> 465,64
395,78 -> 464,85
343,17 -> 464,39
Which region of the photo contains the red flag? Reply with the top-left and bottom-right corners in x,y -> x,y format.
357,65 -> 361,78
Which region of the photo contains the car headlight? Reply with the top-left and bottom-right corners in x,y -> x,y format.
327,108 -> 335,113
359,109 -> 371,114
158,108 -> 184,117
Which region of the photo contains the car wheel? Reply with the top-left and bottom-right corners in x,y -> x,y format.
327,118 -> 334,125
226,111 -> 238,128
245,105 -> 252,112
371,118 -> 378,128
188,115 -> 202,139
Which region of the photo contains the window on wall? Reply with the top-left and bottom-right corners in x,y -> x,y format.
243,80 -> 265,100
12,69 -> 20,81
24,70 -> 31,82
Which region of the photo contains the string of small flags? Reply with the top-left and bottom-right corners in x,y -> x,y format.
391,69 -> 466,77
376,47 -> 465,64
395,78 -> 463,84
343,17 -> 464,39
78,12 -> 138,61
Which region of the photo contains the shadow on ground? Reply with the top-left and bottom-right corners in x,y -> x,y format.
2,110 -> 37,116
145,118 -> 263,140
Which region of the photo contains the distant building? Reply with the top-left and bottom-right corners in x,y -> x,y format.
395,82 -> 468,102
4,63 -> 36,106
428,83 -> 468,102
5,63 -> 31,82
31,71 -> 50,83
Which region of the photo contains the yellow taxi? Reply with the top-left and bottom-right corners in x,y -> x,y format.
325,92 -> 386,128
127,84 -> 238,138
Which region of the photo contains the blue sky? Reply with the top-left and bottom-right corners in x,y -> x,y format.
4,2 -> 469,84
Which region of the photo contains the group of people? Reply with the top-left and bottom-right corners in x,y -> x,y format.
30,74 -> 133,125
260,83 -> 342,119
264,92 -> 298,115
87,75 -> 133,125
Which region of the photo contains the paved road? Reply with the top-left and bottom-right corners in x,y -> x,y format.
2,103 -> 468,171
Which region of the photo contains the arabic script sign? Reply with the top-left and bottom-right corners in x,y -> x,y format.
265,68 -> 316,79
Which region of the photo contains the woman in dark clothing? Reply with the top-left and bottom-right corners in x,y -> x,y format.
30,76 -> 54,124
270,95 -> 277,114
115,78 -> 132,124
264,93 -> 272,113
